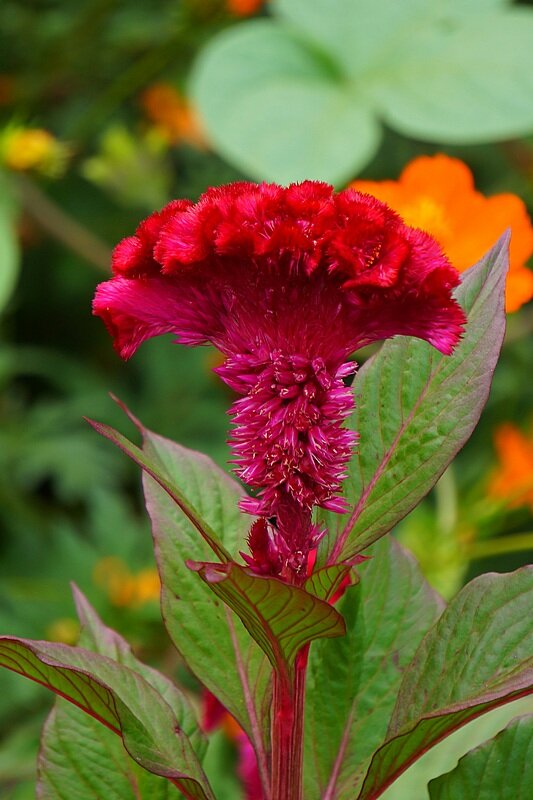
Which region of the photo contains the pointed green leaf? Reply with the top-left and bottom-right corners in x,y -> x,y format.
190,21 -> 380,184
135,421 -> 271,794
325,234 -> 508,565
38,590 -> 196,798
87,417 -> 231,563
304,538 -> 444,800
0,638 -> 214,800
38,704 -> 182,800
72,586 -> 205,757
382,698 -> 533,800
303,564 -> 357,603
190,561 -> 345,675
357,566 -> 533,800
429,716 -> 533,800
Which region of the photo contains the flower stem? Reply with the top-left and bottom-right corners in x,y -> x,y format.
270,647 -> 308,800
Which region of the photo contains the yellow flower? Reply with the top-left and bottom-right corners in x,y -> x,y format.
489,423 -> 533,511
1,126 -> 69,176
352,154 -> 533,312
46,617 -> 80,645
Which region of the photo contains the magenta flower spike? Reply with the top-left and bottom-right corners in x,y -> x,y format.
93,181 -> 465,583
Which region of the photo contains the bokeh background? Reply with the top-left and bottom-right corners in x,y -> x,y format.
1,1 -> 532,797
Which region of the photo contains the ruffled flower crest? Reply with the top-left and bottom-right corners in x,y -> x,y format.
94,180 -> 465,581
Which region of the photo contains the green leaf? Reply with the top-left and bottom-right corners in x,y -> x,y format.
303,563 -> 357,603
324,234 -> 508,565
190,561 -> 345,676
0,637 -> 214,800
87,416 -> 231,563
190,21 -> 380,185
357,566 -> 533,800
428,716 -> 533,800
38,589 -> 194,798
274,1 -> 514,78
191,0 -> 530,181
38,704 -> 182,800
0,170 -> 20,314
133,418 -> 272,794
72,586 -> 205,756
381,698 -> 533,800
369,11 -> 533,143
304,538 -> 444,800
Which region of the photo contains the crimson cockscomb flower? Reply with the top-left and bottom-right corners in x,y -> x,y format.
94,181 -> 465,582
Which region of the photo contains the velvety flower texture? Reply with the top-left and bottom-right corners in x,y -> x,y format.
94,181 -> 465,580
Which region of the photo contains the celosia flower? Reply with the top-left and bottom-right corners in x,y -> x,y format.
489,423 -> 533,511
94,181 -> 465,580
352,154 -> 533,312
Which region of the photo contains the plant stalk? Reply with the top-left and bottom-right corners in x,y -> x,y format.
270,647 -> 308,800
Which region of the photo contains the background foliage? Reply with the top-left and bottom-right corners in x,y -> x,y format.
0,1 -> 532,797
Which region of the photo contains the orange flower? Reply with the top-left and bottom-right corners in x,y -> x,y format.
352,154 -> 533,312
140,83 -> 207,149
93,557 -> 160,608
227,0 -> 264,15
489,423 -> 533,511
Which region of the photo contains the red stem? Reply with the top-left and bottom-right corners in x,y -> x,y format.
270,646 -> 309,800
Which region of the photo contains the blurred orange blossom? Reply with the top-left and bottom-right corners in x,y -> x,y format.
352,154 -> 533,312
489,423 -> 533,511
140,83 -> 207,150
227,0 -> 264,15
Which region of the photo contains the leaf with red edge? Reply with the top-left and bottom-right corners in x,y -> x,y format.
320,234 -> 508,565
303,564 -> 358,603
304,537 -> 444,800
356,566 -> 533,800
428,715 -> 533,800
114,411 -> 273,795
86,416 -> 231,564
189,561 -> 346,676
37,588 -> 205,799
0,637 -> 214,800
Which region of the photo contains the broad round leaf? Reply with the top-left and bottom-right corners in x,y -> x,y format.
190,21 -> 380,185
369,11 -> 533,142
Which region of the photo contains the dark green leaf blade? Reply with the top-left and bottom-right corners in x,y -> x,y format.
429,716 -> 533,800
0,638 -> 214,800
190,561 -> 345,674
326,234 -> 508,564
137,423 -> 272,795
304,538 -> 444,800
0,171 -> 20,315
357,566 -> 533,800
